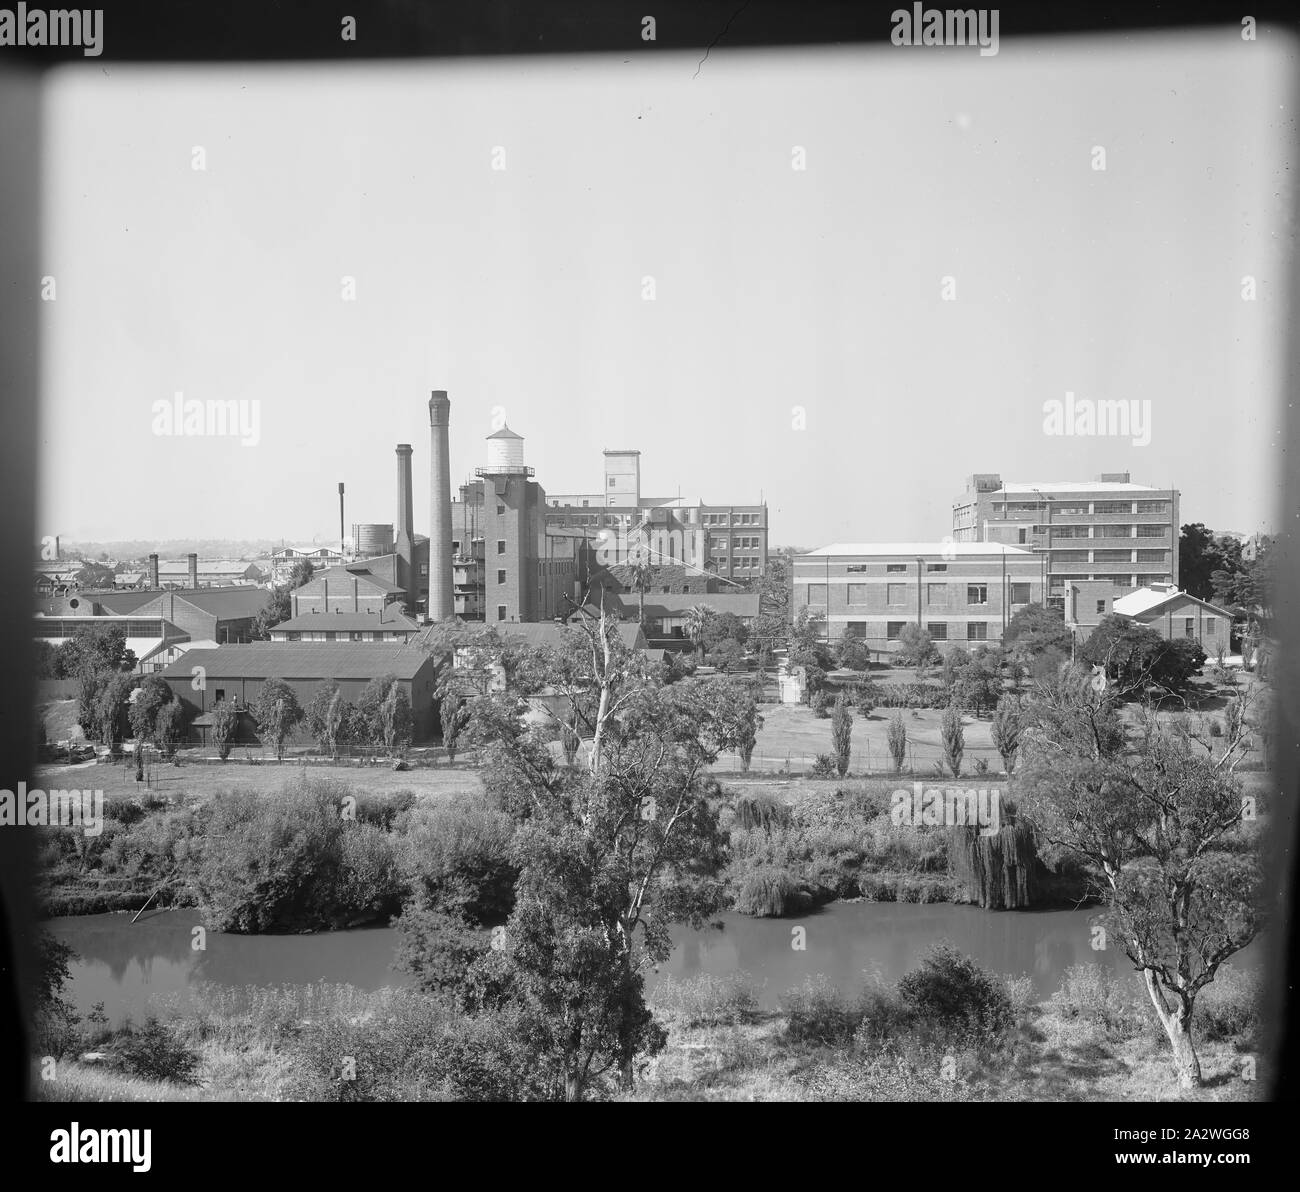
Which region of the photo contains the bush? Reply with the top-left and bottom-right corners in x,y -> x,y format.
1194,966 -> 1261,1043
734,867 -> 809,917
396,795 -> 517,923
810,690 -> 831,718
732,791 -> 791,833
810,754 -> 837,778
648,972 -> 760,1027
1048,964 -> 1148,1039
853,683 -> 880,718
107,1016 -> 202,1085
782,975 -> 862,1046
352,789 -> 417,830
897,943 -> 1013,1043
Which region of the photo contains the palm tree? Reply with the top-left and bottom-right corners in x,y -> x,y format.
684,603 -> 716,662
628,537 -> 653,627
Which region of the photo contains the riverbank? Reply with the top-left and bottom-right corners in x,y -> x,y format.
31,963 -> 1264,1103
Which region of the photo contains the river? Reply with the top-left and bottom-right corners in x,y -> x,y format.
46,903 -> 1263,1025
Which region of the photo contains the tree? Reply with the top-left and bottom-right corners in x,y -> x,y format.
894,624 -> 940,674
749,613 -> 788,672
155,701 -> 188,758
831,693 -> 852,777
626,534 -> 653,627
834,629 -> 871,672
1178,523 -> 1240,601
1081,616 -> 1206,701
128,674 -> 175,746
683,604 -> 716,661
379,680 -> 413,751
305,680 -> 348,759
950,646 -> 1004,716
250,678 -> 303,760
705,637 -> 746,674
56,623 -> 133,677
440,691 -> 471,763
736,691 -> 761,772
704,611 -> 750,651
252,587 -> 291,640
1003,602 -> 1074,669
887,712 -> 908,773
940,703 -> 964,777
1211,534 -> 1273,623
451,603 -> 745,1099
92,672 -> 134,746
34,640 -> 59,680
991,695 -> 1021,774
210,699 -> 239,760
1017,684 -> 1262,1089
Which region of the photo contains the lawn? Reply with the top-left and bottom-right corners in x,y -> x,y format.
34,754 -> 486,804
720,701 -> 1002,776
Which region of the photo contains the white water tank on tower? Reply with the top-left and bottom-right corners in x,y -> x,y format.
485,426 -> 525,472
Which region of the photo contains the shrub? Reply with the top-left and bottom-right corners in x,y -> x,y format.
108,1016 -> 202,1085
831,694 -> 852,777
897,943 -> 1013,1043
734,867 -> 809,917
782,975 -> 862,1046
810,690 -> 831,718
1048,964 -> 1147,1039
853,683 -> 880,718
352,788 -> 417,830
940,705 -> 964,777
733,791 -> 791,833
810,754 -> 837,778
648,972 -> 760,1027
1194,966 -> 1261,1043
887,713 -> 907,772
396,795 -> 517,922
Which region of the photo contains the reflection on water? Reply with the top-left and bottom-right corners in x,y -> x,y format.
48,902 -> 1261,1022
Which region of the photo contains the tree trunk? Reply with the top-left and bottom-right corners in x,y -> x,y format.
564,1069 -> 582,1103
1143,970 -> 1202,1089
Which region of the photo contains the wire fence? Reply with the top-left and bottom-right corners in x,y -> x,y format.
710,743 -> 1010,778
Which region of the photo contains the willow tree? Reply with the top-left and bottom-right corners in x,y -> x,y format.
460,603 -> 755,1100
1016,664 -> 1263,1089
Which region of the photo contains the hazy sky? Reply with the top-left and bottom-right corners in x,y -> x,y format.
39,29 -> 1295,550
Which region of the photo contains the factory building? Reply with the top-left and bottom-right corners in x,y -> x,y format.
792,542 -> 1045,653
952,472 -> 1180,601
545,448 -> 769,583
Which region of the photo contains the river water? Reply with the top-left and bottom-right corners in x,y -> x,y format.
46,903 -> 1262,1025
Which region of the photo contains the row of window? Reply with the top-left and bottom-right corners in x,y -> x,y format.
1051,525 -> 1169,539
280,630 -> 404,642
874,621 -> 990,642
805,582 -> 1033,606
701,512 -> 763,526
993,501 -> 1168,515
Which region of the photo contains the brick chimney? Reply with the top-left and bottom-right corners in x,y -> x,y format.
188,552 -> 198,589
148,553 -> 159,589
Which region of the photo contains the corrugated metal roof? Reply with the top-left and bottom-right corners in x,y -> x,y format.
271,609 -> 421,632
160,642 -> 435,681
493,622 -> 646,650
619,592 -> 759,617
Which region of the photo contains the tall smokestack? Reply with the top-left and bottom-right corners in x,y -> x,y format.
395,445 -> 415,598
187,552 -> 198,589
148,553 -> 159,589
338,482 -> 346,558
428,390 -> 454,622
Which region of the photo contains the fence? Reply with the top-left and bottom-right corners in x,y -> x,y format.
711,743 -> 1009,777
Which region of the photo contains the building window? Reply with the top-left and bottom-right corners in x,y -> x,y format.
1136,525 -> 1165,538
497,540 -> 506,554
1094,549 -> 1132,563
967,584 -> 988,605
927,583 -> 947,606
807,583 -> 827,603
1051,526 -> 1089,540
847,583 -> 868,604
1183,617 -> 1196,638
928,622 -> 948,641
967,622 -> 987,641
419,564 -> 428,576
886,621 -> 905,641
846,564 -> 868,573
286,631 -> 300,642
1010,582 -> 1030,604
497,503 -> 505,514
1136,501 -> 1167,514
1136,550 -> 1166,563
350,631 -> 363,641
886,583 -> 907,606
497,605 -> 507,621
1095,600 -> 1107,614
926,563 -> 947,573
1206,616 -> 1217,634
886,563 -> 907,573
582,499 -> 590,507
497,569 -> 506,584
1094,501 -> 1131,514
215,689 -> 225,703
845,621 -> 866,637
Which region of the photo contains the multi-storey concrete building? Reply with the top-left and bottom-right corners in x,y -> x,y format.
792,542 -> 1044,652
952,472 -> 1179,601
545,448 -> 769,584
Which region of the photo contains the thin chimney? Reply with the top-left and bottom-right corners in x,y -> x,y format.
148,553 -> 159,589
188,552 -> 198,589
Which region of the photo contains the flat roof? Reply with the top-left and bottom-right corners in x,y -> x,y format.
801,543 -> 1032,557
994,482 -> 1162,494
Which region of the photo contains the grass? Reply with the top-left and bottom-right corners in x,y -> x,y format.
35,754 -> 485,804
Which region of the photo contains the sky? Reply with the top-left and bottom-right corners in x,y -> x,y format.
38,28 -> 1296,552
